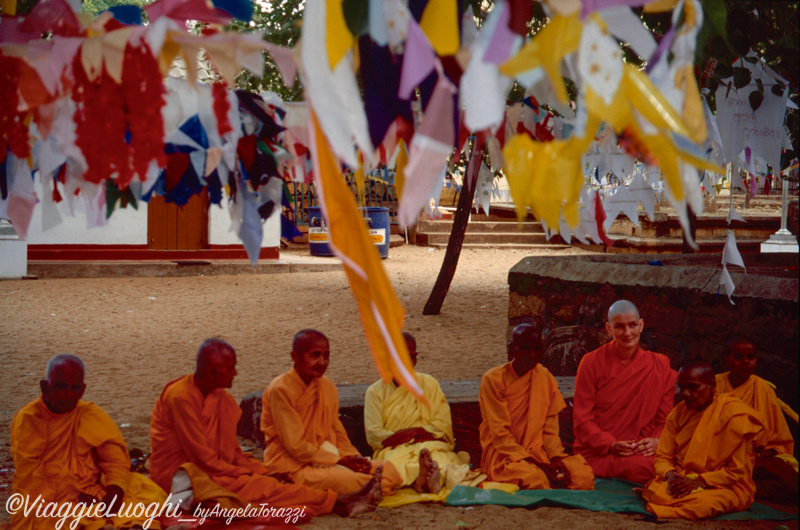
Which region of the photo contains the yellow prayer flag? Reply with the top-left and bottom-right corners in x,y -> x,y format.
325,0 -> 355,70
419,0 -> 460,56
309,112 -> 425,404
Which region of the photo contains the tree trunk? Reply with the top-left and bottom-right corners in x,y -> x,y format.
681,205 -> 698,254
423,148 -> 481,315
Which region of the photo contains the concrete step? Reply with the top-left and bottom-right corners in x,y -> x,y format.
573,236 -> 769,254
607,213 -> 781,240
416,231 -> 556,246
416,219 -> 545,234
427,242 -> 571,251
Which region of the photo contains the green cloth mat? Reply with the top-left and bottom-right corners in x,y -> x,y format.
445,479 -> 797,521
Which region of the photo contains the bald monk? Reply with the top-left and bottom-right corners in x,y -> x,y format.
642,360 -> 765,519
10,354 -> 167,530
573,300 -> 677,484
479,324 -> 595,490
261,329 -> 403,495
364,332 -> 482,494
150,338 -> 383,519
715,337 -> 798,502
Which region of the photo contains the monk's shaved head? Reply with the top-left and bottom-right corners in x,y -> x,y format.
679,359 -> 715,384
403,332 -> 418,368
509,323 -> 542,348
41,354 -> 86,414
46,354 -> 85,381
196,338 -> 236,375
677,359 -> 716,411
725,336 -> 755,356
608,300 -> 640,322
293,329 -> 328,354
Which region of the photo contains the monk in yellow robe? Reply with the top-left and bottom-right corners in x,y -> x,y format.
10,354 -> 167,530
150,338 -> 384,520
364,332 -> 482,494
479,324 -> 595,490
261,329 -> 403,495
642,360 -> 765,519
715,336 -> 798,502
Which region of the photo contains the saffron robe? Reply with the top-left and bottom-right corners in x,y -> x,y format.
642,394 -> 765,519
715,373 -> 797,470
149,375 -> 337,516
364,372 -> 475,489
478,363 -> 595,490
10,398 -> 167,530
573,343 -> 677,484
716,372 -> 798,500
261,368 -> 402,494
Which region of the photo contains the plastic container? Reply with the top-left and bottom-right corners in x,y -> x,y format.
307,206 -> 390,258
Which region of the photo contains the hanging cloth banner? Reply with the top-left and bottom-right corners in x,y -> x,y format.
309,110 -> 425,404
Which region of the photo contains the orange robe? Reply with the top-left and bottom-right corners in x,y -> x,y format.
11,398 -> 166,530
479,362 -> 595,490
573,343 -> 677,484
716,373 -> 798,500
715,373 -> 797,467
149,374 -> 336,516
642,394 -> 765,519
261,368 -> 402,495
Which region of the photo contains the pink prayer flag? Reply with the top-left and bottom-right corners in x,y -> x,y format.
6,193 -> 38,240
398,19 -> 436,100
481,2 -> 517,65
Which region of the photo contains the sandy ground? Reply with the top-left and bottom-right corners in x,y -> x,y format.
0,244 -> 795,529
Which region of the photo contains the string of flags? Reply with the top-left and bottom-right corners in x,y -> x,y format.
2,0 -> 791,395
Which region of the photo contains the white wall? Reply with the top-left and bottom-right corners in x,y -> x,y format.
27,177 -> 279,248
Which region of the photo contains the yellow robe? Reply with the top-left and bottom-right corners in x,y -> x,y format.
10,398 -> 166,530
478,363 -> 595,490
642,394 -> 764,519
715,373 -> 798,472
261,368 -> 402,494
364,372 -> 474,489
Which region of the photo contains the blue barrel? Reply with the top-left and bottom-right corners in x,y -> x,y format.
307,206 -> 391,258
363,207 -> 391,259
308,206 -> 333,256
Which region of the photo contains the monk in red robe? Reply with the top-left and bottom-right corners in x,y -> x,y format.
573,300 -> 678,484
150,338 -> 383,520
479,324 -> 595,490
642,360 -> 765,519
11,354 -> 167,530
261,329 -> 402,495
715,336 -> 798,502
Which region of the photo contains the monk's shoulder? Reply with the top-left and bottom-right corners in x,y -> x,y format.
416,372 -> 441,388
751,375 -> 778,393
77,400 -> 116,425
717,395 -> 764,434
479,364 -> 508,395
319,375 -> 339,397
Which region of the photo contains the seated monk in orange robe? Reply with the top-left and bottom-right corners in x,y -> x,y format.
573,300 -> 677,484
715,336 -> 798,502
479,324 -> 595,490
150,338 -> 384,520
11,354 -> 167,530
642,360 -> 765,519
261,329 -> 403,495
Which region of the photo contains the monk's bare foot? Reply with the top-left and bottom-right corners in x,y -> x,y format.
335,465 -> 383,517
427,459 -> 442,494
413,448 -> 441,494
414,448 -> 432,493
632,487 -> 644,498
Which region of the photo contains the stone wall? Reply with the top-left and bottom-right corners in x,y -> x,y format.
508,253 -> 799,410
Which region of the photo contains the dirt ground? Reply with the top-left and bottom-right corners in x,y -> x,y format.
0,244 -> 795,529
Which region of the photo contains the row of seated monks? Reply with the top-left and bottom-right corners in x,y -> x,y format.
9,299 -> 798,528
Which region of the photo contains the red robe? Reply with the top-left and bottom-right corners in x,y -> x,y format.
573,342 -> 677,484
